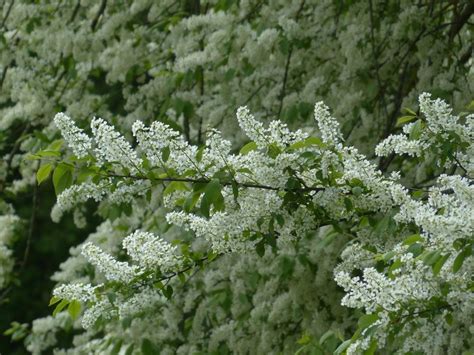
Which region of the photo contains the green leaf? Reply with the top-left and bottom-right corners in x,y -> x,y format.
240,141 -> 257,155
37,163 -> 53,184
47,139 -> 64,151
200,193 -> 211,218
204,179 -> 225,212
358,313 -> 379,330
141,339 -> 158,355
402,234 -> 422,246
49,296 -> 61,306
406,242 -> 424,257
351,186 -> 363,196
255,240 -> 265,257
423,250 -> 442,266
334,340 -> 351,355
53,299 -> 69,316
318,232 -> 336,248
36,150 -> 61,157
402,107 -> 417,116
123,344 -> 134,355
231,180 -> 239,202
196,146 -> 205,162
453,247 -> 470,273
363,339 -> 378,355
297,333 -> 312,345
110,339 -> 123,355
396,115 -> 416,127
161,146 -> 170,162
319,330 -> 334,344
432,253 -> 450,276
67,300 -> 81,320
409,119 -> 424,140
162,285 -> 173,299
163,181 -> 189,195
183,191 -> 201,212
52,163 -> 73,195
267,143 -> 281,158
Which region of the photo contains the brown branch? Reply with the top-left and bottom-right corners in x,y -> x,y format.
448,2 -> 474,40
0,64 -> 8,90
276,0 -> 306,119
104,172 -> 324,193
368,0 -> 388,122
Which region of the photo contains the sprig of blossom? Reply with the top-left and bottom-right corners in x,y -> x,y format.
122,230 -> 183,272
90,117 -> 142,171
81,242 -> 142,283
53,113 -> 92,158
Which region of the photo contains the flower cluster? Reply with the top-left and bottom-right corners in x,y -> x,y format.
122,230 -> 183,272
53,113 -> 92,159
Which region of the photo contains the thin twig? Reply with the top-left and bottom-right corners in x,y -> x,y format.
20,162 -> 40,270
104,172 -> 324,193
1,0 -> 15,28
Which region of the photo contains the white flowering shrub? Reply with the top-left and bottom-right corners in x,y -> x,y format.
19,93 -> 471,354
1,0 -> 473,354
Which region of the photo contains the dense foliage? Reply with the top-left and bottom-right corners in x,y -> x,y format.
0,0 -> 472,354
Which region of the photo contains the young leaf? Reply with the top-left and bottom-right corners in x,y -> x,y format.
53,163 -> 73,195
358,313 -> 379,330
53,299 -> 69,316
240,141 -> 257,155
37,163 -> 53,184
396,115 -> 416,127
67,300 -> 81,320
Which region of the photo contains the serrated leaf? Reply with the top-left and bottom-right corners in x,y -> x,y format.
37,163 -> 53,184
